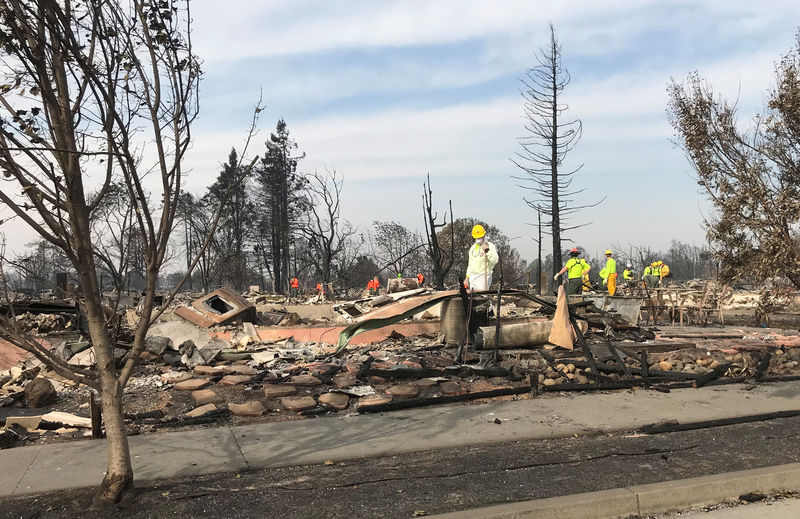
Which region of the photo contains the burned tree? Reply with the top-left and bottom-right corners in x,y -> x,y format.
0,0 -> 258,505
422,174 -> 454,290
370,221 -> 425,278
255,120 -> 307,294
512,23 -> 599,276
668,34 -> 800,288
301,168 -> 356,284
204,148 -> 255,290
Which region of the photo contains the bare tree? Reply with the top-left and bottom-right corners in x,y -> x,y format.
512,23 -> 600,276
668,37 -> 800,288
302,168 -> 355,284
370,221 -> 425,278
0,0 -> 259,505
422,173 -> 454,289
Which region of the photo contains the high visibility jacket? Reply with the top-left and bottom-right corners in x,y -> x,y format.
367,280 -> 374,290
599,258 -> 616,280
374,279 -> 380,287
290,278 -> 299,288
643,266 -> 652,278
466,241 -> 499,280
623,269 -> 634,280
652,266 -> 661,277
564,257 -> 590,279
417,273 -> 424,285
316,283 -> 322,291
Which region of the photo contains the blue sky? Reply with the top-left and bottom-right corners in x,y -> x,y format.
5,0 -> 800,265
177,0 -> 800,264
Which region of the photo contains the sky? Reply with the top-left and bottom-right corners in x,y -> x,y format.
4,0 -> 800,265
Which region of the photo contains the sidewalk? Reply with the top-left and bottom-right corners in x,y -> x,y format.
2,380 -> 799,497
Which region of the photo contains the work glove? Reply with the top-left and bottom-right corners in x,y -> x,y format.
603,278 -> 608,286
553,273 -> 560,281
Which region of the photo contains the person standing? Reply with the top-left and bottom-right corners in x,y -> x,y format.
463,224 -> 499,291
598,249 -> 617,296
290,276 -> 300,297
554,248 -> 590,296
417,272 -> 424,287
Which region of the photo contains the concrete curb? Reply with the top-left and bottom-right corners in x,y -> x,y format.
431,462 -> 800,518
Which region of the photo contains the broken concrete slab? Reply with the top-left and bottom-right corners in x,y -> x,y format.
439,381 -> 465,396
144,336 -> 172,356
173,378 -> 211,391
222,365 -> 257,376
318,392 -> 349,410
386,384 -> 419,398
180,338 -> 227,368
40,412 -> 91,428
4,416 -> 42,431
185,403 -> 218,419
161,371 -> 193,384
217,375 -> 252,387
289,375 -> 322,386
229,401 -> 266,417
357,394 -> 392,408
67,348 -> 95,367
175,286 -> 256,328
263,384 -> 296,398
147,321 -> 215,350
193,365 -> 224,376
280,396 -> 317,412
191,389 -> 222,406
333,373 -> 357,388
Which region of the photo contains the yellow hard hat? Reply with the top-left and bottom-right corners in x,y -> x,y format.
656,260 -> 663,266
471,224 -> 486,239
605,249 -> 612,255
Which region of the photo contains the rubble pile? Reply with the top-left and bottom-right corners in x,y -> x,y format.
3,283 -> 800,452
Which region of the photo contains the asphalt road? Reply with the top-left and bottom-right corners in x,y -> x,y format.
4,415 -> 800,519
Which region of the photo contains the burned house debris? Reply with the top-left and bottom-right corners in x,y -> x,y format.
3,278 -> 800,451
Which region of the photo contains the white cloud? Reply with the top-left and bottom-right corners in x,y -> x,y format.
193,0 -> 653,62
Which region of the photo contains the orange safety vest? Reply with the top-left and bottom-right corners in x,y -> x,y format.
367,280 -> 374,290
417,273 -> 424,285
316,283 -> 322,291
290,278 -> 299,288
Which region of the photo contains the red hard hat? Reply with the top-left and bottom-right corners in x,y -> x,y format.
570,248 -> 579,253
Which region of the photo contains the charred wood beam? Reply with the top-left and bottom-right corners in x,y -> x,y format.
541,379 -> 672,392
571,315 -> 599,374
357,385 -> 534,414
443,365 -> 508,377
693,364 -> 729,388
123,409 -> 166,421
640,350 -> 649,381
641,410 -> 800,434
366,368 -> 443,379
753,352 -> 772,379
605,338 -> 632,379
539,349 -> 572,381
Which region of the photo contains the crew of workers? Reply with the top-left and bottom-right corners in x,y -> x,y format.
555,249 -> 670,295
293,225 -> 668,300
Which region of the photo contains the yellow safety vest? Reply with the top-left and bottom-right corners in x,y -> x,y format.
565,257 -> 588,279
623,269 -> 634,280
